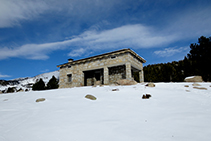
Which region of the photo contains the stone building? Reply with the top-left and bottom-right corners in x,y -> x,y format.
57,48 -> 146,88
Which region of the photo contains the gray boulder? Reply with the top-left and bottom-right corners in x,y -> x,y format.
115,79 -> 137,85
145,83 -> 155,87
36,98 -> 46,102
85,94 -> 97,100
184,76 -> 203,82
193,87 -> 207,90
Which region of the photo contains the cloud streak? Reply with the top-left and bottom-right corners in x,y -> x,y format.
0,0 -> 124,28
0,1 -> 211,60
0,24 -> 177,60
154,47 -> 189,57
0,0 -> 49,28
0,73 -> 11,78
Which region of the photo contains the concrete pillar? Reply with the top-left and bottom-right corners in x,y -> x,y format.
126,63 -> 132,80
103,67 -> 109,85
139,70 -> 144,82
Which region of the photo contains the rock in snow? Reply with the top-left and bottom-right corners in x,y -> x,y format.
184,76 -> 203,82
36,98 -> 46,102
145,83 -> 155,87
115,79 -> 137,85
85,94 -> 97,100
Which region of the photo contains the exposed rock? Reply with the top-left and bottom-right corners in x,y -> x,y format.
0,80 -> 8,86
0,90 -> 2,94
184,85 -> 189,87
85,94 -> 97,100
95,81 -> 101,85
192,83 -> 201,86
23,83 -> 33,88
193,87 -> 207,90
142,94 -> 152,99
17,88 -> 24,92
184,76 -> 203,82
0,80 -> 19,86
142,95 -> 146,99
145,83 -> 155,87
36,98 -> 46,102
115,79 -> 137,85
25,89 -> 29,92
112,88 -> 119,91
93,81 -> 102,87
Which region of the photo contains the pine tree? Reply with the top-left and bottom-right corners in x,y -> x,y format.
32,78 -> 46,91
187,36 -> 211,81
46,76 -> 59,90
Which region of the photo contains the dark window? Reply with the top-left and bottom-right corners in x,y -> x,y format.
67,74 -> 72,82
110,55 -> 116,59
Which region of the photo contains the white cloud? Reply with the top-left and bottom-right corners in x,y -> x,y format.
0,0 -> 124,28
77,24 -> 177,48
154,46 -> 189,57
0,73 -> 11,78
68,48 -> 87,57
0,0 -> 49,28
0,24 -> 178,60
40,69 -> 49,73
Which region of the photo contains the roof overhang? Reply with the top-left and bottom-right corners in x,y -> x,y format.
57,48 -> 146,68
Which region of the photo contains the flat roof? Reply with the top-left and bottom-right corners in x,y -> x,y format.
57,48 -> 146,68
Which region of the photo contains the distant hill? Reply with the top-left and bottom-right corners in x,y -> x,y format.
0,70 -> 59,92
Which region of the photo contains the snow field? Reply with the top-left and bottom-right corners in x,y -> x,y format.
0,83 -> 211,141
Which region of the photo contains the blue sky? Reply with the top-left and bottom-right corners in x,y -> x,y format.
0,0 -> 211,80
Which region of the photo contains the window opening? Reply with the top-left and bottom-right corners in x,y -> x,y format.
67,74 -> 72,82
110,55 -> 116,59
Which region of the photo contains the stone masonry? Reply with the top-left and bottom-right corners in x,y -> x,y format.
57,49 -> 146,88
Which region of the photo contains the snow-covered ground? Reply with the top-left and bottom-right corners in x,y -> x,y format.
1,82 -> 211,141
0,70 -> 59,92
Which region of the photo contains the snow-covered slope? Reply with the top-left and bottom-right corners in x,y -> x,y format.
0,70 -> 59,92
0,83 -> 211,141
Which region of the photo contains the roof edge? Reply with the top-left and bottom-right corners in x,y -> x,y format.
57,48 -> 146,68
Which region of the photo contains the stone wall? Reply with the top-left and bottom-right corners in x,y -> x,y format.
59,52 -> 144,88
109,65 -> 126,84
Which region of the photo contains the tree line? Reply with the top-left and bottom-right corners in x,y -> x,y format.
143,36 -> 211,82
32,76 -> 59,90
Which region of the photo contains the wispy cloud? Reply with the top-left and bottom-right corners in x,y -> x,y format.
0,24 -> 177,60
154,46 -> 189,57
0,0 -> 49,28
68,48 -> 88,57
0,73 -> 11,78
0,1 -> 211,60
0,0 -> 124,28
